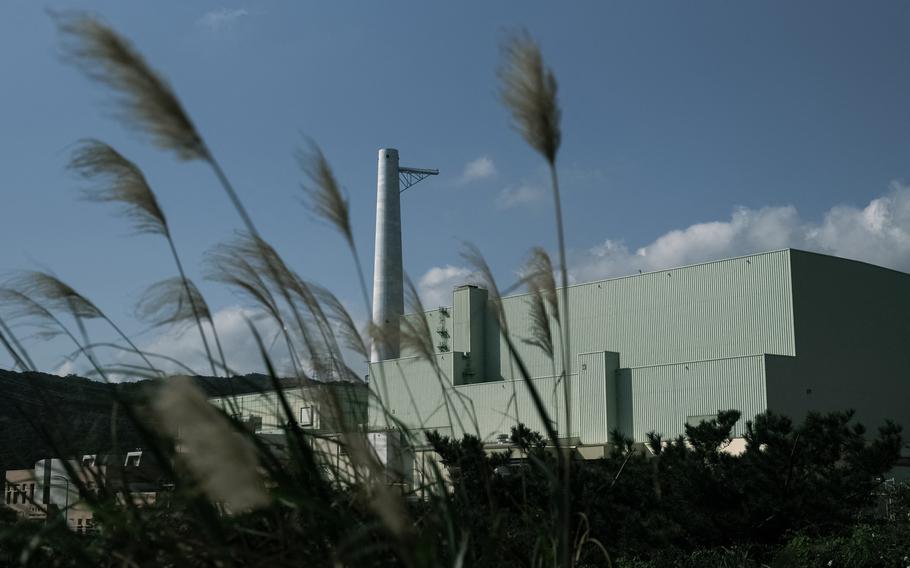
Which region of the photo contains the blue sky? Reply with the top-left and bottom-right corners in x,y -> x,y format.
3,1 -> 910,376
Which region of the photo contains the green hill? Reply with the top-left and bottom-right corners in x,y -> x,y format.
0,369 -> 300,472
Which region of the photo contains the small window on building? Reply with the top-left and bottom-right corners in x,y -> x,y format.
12,490 -> 18,505
29,483 -> 35,501
299,406 -> 314,427
5,490 -> 10,504
125,451 -> 142,468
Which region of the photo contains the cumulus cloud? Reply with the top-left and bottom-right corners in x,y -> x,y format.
137,306 -> 292,377
198,8 -> 250,32
497,184 -> 545,209
459,156 -> 496,184
572,182 -> 910,282
56,182 -> 910,378
417,181 -> 910,302
417,265 -> 481,308
52,359 -> 76,377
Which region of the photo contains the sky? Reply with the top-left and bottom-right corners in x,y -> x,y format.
2,1 -> 910,378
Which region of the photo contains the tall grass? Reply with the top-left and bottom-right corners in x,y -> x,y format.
0,14 -> 581,568
499,31 -> 573,568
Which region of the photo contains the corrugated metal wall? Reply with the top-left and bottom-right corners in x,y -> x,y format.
498,250 -> 795,380
618,355 -> 769,441
369,355 -> 457,433
370,354 -> 568,442
210,383 -> 368,435
573,352 -> 620,444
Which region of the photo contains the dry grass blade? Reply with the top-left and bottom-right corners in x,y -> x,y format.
523,288 -> 553,359
0,288 -> 64,331
205,236 -> 307,375
501,35 -> 571,566
216,233 -> 297,293
135,277 -> 211,330
205,236 -> 284,322
58,14 -> 205,160
526,247 -> 558,319
67,137 -> 218,374
69,139 -> 168,236
208,233 -> 347,380
8,271 -> 102,319
153,376 -> 269,511
522,248 -> 557,358
298,142 -> 352,246
10,272 -> 162,375
0,316 -> 33,372
312,284 -> 368,363
499,31 -> 561,165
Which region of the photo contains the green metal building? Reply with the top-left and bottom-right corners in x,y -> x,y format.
210,381 -> 369,436
368,249 -> 910,454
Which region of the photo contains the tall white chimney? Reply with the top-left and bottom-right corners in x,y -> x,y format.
371,148 -> 403,362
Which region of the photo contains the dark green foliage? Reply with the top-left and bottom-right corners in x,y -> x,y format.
0,383 -> 905,566
423,411 -> 904,566
773,523 -> 910,568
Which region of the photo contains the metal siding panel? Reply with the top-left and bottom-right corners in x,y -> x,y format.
453,380 -> 522,440
453,288 -> 470,353
628,355 -> 768,441
369,354 -> 456,433
209,384 -> 371,435
771,250 -> 910,434
496,250 -> 794,378
575,352 -> 607,444
615,368 -> 634,437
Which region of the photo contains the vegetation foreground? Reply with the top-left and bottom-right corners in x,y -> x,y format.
1,407 -> 908,566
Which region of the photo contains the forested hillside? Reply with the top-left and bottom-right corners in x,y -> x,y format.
0,370 -> 299,471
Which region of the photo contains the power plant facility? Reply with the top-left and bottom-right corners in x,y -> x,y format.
5,147 -> 910,527
365,148 -> 910,461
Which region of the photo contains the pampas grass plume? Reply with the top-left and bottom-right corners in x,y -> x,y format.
153,376 -> 269,511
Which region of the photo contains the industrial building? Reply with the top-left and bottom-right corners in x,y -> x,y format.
367,249 -> 910,458
205,149 -> 910,478
3,452 -> 162,532
208,381 -> 387,484
209,380 -> 367,436
361,149 -> 910,459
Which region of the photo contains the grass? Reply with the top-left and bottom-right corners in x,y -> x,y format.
0,14 -> 581,568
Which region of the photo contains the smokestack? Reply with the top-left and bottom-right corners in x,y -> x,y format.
371,148 -> 403,362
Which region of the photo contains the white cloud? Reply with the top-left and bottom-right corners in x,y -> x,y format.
497,184 -> 545,209
70,183 -> 910,379
198,8 -> 250,32
460,156 -> 496,184
409,182 -> 910,318
417,265 -> 480,308
52,359 -> 76,377
572,182 -> 910,282
136,306 -> 292,378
